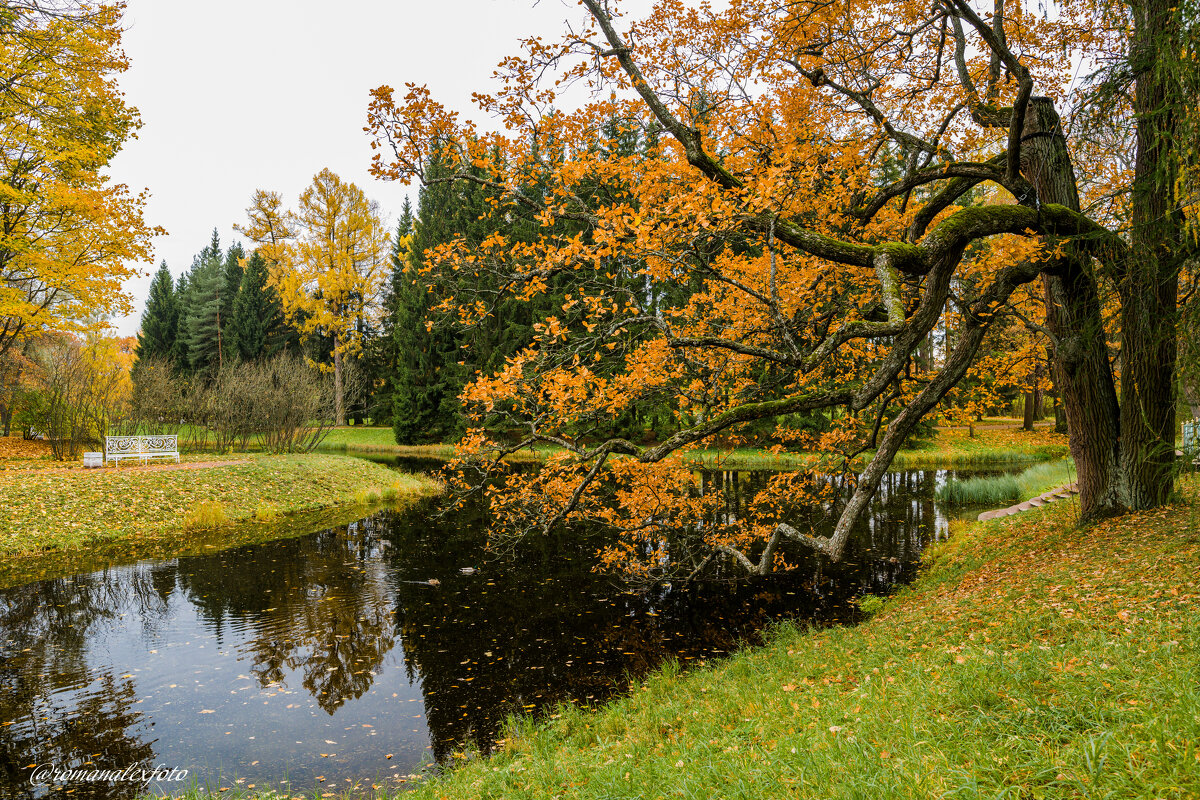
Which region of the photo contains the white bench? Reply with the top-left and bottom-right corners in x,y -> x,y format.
105,435 -> 180,466
82,452 -> 104,468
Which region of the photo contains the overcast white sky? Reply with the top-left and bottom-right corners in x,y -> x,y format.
108,0 -> 596,337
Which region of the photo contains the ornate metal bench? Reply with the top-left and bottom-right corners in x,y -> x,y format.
105,435 -> 180,466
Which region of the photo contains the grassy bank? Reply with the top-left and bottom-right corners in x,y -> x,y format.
885,426 -> 1068,467
321,425 -> 1070,470
319,426 -> 455,455
937,458 -> 1076,505
0,453 -> 441,559
389,477 -> 1198,799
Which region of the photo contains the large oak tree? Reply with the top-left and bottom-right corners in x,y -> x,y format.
367,0 -> 1193,578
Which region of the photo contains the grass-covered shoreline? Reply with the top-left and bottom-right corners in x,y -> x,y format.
321,424 -> 1070,470
937,458 -> 1076,505
0,451 -> 441,560
168,472 -> 1199,800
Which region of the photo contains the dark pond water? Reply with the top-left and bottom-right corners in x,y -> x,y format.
0,462 -> 999,798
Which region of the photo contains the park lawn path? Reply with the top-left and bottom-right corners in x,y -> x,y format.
0,458 -> 250,476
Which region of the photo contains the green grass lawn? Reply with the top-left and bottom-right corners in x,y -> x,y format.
320,425 -> 1070,470
319,425 -> 419,451
0,453 -> 441,560
885,426 -> 1069,467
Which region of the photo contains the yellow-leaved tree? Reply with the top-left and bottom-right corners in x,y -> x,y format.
234,189 -> 295,270
240,170 -> 389,425
0,2 -> 160,368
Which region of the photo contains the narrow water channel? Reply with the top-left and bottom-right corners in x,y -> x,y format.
0,463 -> 998,798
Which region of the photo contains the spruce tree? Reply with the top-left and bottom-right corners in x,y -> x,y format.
370,201 -> 415,425
221,241 -> 245,331
230,250 -> 288,360
389,201 -> 447,443
184,230 -> 228,374
387,142 -> 583,442
389,149 -> 499,443
135,261 -> 178,363
170,273 -> 191,373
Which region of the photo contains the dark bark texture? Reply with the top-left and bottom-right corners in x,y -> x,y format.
1121,0 -> 1183,508
1020,97 -> 1128,519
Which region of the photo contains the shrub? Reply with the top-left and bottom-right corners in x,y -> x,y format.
353,488 -> 383,505
857,594 -> 886,616
254,503 -> 280,522
183,500 -> 228,530
132,354 -> 337,454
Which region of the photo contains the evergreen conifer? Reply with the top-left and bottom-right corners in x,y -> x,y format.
230,251 -> 288,360
135,261 -> 178,363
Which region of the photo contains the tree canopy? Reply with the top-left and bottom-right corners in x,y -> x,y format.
366,0 -> 1195,578
0,1 -> 159,363
239,169 -> 390,426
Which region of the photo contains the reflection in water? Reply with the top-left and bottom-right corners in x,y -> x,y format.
0,464 -> 984,797
0,573 -> 158,800
174,520 -> 397,714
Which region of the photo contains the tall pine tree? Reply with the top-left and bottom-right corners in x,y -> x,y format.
221,242 -> 245,330
389,149 -> 501,443
184,229 -> 228,374
368,200 -> 414,426
170,272 -> 190,372
388,200 -> 456,443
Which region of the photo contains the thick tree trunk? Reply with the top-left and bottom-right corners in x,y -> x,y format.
1020,97 -> 1128,519
333,339 -> 346,427
1121,0 -> 1182,508
1022,387 -> 1035,431
1033,359 -> 1045,421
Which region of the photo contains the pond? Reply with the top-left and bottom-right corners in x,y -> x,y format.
0,462 -> 1001,798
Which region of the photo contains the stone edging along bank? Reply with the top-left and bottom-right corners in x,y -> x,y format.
976,483 -> 1079,522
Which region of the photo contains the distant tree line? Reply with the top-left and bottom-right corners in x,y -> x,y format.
133,125 -> 1139,452
134,230 -> 299,375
